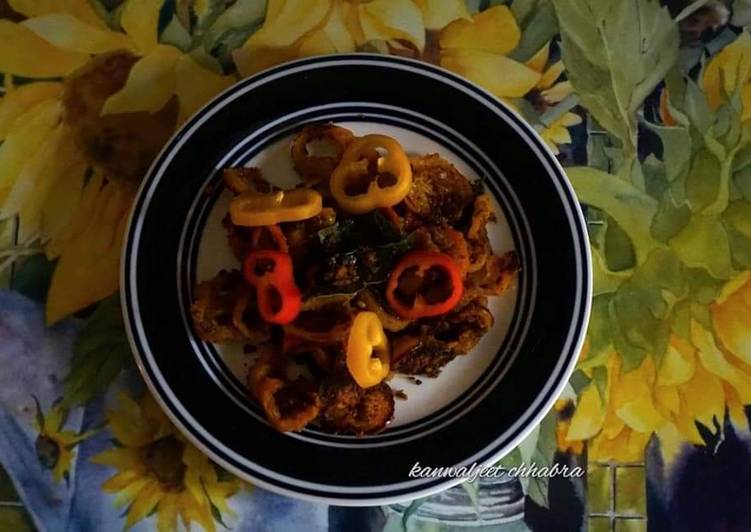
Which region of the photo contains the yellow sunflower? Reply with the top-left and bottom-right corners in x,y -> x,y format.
565,306 -> 751,463
0,0 -> 235,323
233,0 -> 431,76
33,398 -> 97,484
438,6 -> 541,101
92,392 -> 243,532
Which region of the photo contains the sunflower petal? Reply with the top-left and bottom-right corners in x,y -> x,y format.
298,0 -> 356,57
157,494 -> 180,532
0,99 -> 61,208
413,0 -> 469,30
8,0 -> 106,28
692,320 -> 751,403
657,335 -> 696,386
712,276 -> 751,364
232,0 -> 330,77
538,60 -> 565,90
120,0 -> 163,53
525,43 -> 549,74
654,385 -> 680,414
45,180 -> 133,324
103,45 -> 181,115
22,14 -> 135,54
0,20 -> 88,78
702,31 -> 751,110
541,80 -> 574,104
359,0 -> 426,51
175,55 -> 234,125
126,480 -> 164,529
2,124 -> 64,242
566,383 -> 606,440
40,156 -> 86,243
0,82 -> 61,141
678,361 -> 725,429
441,49 -> 540,98
246,0 -> 329,47
440,5 -> 519,55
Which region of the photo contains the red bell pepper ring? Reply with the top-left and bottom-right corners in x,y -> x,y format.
243,250 -> 302,325
385,251 -> 464,319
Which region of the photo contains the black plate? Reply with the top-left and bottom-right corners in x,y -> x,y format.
122,54 -> 591,505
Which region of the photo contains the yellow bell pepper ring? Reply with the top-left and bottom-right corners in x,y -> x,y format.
330,134 -> 412,214
229,188 -> 323,227
346,311 -> 391,388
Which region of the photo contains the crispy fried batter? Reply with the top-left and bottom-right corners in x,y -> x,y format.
318,375 -> 394,434
292,124 -> 355,182
405,154 -> 475,224
62,51 -> 177,184
465,194 -> 495,273
191,270 -> 270,343
255,377 -> 321,432
471,250 -> 520,295
412,224 -> 470,275
392,297 -> 493,376
223,167 -> 272,194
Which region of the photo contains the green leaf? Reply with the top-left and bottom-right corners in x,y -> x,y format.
670,214 -> 734,279
603,219 -> 636,271
525,410 -> 556,509
202,0 -> 266,65
651,191 -> 691,242
645,123 -> 692,182
591,366 -> 607,401
685,148 -> 723,212
734,165 -> 751,202
553,0 -> 679,153
60,295 -> 133,409
724,200 -> 751,238
586,294 -> 614,359
509,1 -> 558,62
497,447 -> 523,472
568,166 -> 662,264
592,247 -> 630,295
160,15 -> 193,51
732,0 -> 751,26
568,370 -> 592,394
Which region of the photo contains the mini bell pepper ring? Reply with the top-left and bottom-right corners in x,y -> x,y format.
230,188 -> 323,227
386,251 -> 464,319
346,312 -> 391,388
243,250 -> 302,325
330,134 -> 412,214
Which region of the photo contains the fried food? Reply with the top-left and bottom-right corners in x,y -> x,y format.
190,124 -> 520,434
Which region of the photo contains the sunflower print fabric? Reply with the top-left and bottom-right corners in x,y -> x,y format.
1,1 -> 751,531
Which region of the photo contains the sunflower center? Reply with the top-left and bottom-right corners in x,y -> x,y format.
141,436 -> 187,491
35,435 -> 61,470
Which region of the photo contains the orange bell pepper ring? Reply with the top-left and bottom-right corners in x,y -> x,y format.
346,312 -> 391,388
229,188 -> 322,227
330,134 -> 412,214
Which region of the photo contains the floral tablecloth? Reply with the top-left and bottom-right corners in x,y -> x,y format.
2,0 -> 751,531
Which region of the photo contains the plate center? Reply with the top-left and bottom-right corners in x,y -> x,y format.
194,121 -> 519,428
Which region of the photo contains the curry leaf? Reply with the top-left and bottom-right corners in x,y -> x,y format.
60,295 -> 133,409
553,0 -> 679,157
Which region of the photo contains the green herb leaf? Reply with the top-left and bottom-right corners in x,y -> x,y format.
61,295 -> 133,409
